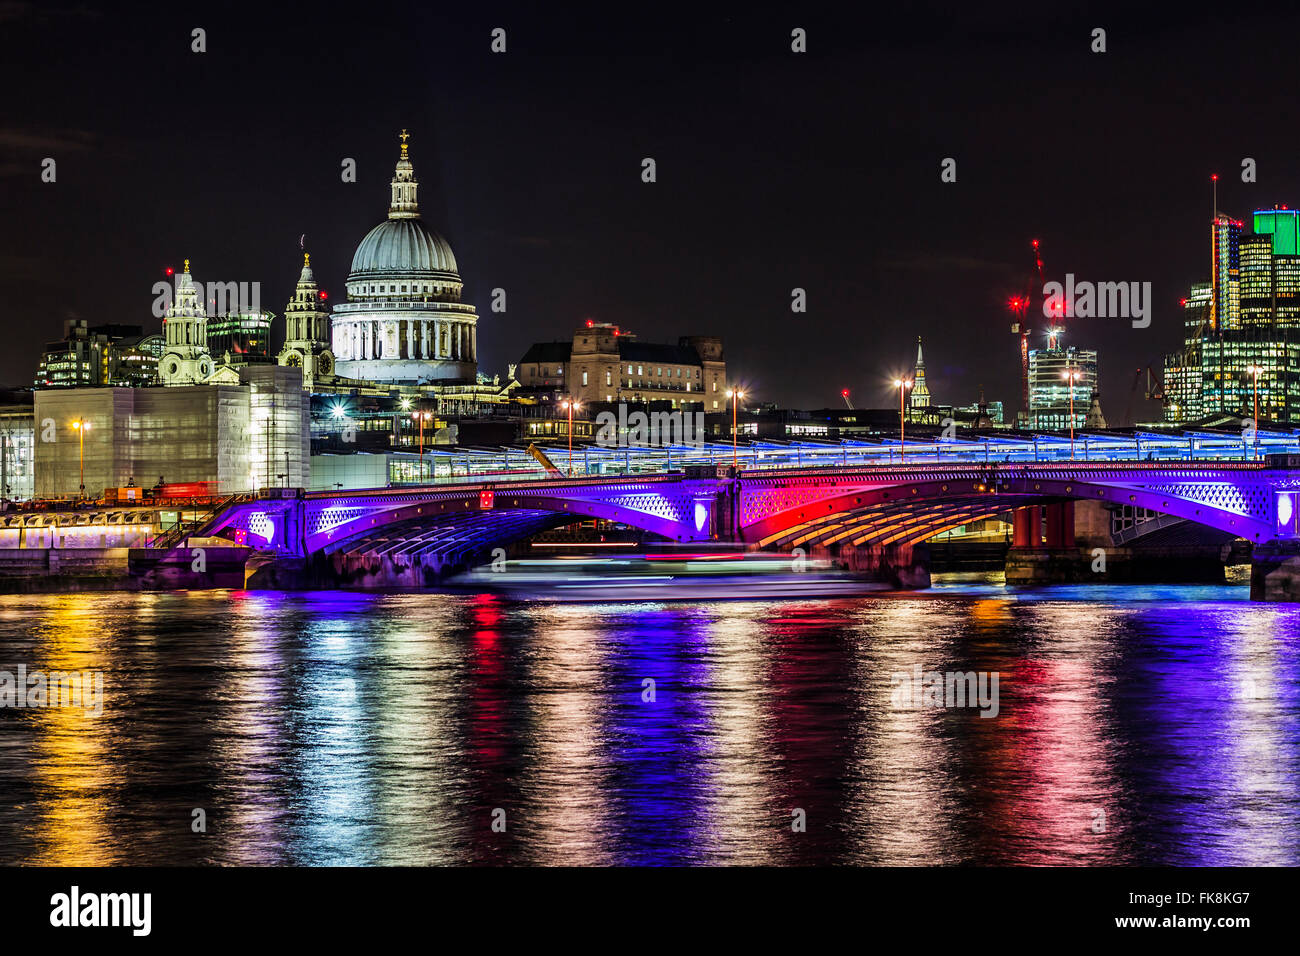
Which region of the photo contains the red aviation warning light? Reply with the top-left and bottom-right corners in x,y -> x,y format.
319,291 -> 328,300
165,267 -> 174,276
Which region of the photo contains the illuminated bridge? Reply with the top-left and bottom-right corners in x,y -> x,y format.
187,428 -> 1300,600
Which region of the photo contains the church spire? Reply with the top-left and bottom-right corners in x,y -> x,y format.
910,335 -> 931,409
389,128 -> 419,219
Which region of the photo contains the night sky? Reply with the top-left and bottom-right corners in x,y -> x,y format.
2,3 -> 1297,422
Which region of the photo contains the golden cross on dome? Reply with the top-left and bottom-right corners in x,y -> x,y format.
183,259 -> 190,273
304,253 -> 311,267
399,128 -> 409,158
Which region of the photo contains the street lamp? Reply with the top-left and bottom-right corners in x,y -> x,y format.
725,388 -> 745,469
1061,366 -> 1083,459
1246,364 -> 1263,459
893,378 -> 912,461
559,398 -> 581,475
413,408 -> 434,482
70,418 -> 91,499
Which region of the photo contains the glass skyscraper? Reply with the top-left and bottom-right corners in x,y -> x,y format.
1028,345 -> 1097,431
1164,208 -> 1300,424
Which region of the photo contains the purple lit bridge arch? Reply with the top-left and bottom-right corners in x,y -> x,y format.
200,460 -> 1300,574
207,475 -> 723,572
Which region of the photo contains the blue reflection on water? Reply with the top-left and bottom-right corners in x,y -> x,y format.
601,606 -> 713,865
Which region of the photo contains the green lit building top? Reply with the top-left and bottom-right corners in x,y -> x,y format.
1165,207 -> 1300,425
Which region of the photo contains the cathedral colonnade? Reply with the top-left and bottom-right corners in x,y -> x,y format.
334,319 -> 476,362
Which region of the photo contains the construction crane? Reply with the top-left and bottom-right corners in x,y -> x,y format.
1008,239 -> 1045,427
1124,366 -> 1167,425
841,388 -> 854,410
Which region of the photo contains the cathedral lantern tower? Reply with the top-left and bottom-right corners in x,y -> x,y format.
332,130 -> 479,384
158,259 -> 214,386
278,252 -> 335,389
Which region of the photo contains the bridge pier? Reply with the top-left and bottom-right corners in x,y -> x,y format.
1250,540 -> 1300,601
1011,505 -> 1041,549
1006,502 -> 1082,584
1044,502 -> 1075,548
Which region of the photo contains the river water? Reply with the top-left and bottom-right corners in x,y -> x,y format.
1,577 -> 1298,866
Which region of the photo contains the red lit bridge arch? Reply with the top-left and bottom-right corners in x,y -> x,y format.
738,462 -> 1283,551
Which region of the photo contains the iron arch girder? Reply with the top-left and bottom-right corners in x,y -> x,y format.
743,478 -> 1034,545
741,471 -> 1277,546
996,475 -> 1275,542
785,502 -> 1019,549
769,500 -> 969,549
336,510 -> 575,564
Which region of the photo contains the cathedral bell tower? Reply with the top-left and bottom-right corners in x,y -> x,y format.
278,252 -> 335,389
158,259 -> 214,386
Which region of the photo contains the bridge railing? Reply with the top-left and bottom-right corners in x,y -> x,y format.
329,430 -> 1300,491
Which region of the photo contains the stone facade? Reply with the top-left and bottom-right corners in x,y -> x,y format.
517,323 -> 727,409
333,132 -> 479,384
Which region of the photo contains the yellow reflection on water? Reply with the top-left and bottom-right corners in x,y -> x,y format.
28,597 -> 118,866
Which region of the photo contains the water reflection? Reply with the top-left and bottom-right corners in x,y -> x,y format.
0,581 -> 1297,865
28,598 -> 119,866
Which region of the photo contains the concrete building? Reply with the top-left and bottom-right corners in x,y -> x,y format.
516,322 -> 728,409
35,320 -> 162,389
33,366 -> 309,498
332,131 -> 479,384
